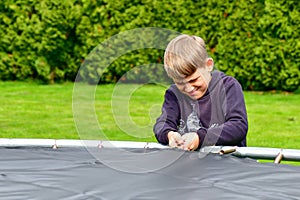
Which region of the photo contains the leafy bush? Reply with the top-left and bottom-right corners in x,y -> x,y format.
0,0 -> 299,91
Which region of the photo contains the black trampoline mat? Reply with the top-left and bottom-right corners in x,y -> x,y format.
1,147 -> 300,200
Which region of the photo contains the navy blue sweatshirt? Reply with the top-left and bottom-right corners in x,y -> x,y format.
154,70 -> 248,148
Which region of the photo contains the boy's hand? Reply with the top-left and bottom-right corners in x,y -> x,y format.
182,132 -> 199,151
168,131 -> 184,148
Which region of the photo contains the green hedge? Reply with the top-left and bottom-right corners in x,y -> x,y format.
0,0 -> 299,91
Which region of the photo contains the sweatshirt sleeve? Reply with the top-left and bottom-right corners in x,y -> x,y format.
197,78 -> 248,147
153,89 -> 180,145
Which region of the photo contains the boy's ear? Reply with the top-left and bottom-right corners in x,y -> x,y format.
205,58 -> 214,72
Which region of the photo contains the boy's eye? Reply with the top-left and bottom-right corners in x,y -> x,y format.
176,82 -> 185,86
174,75 -> 201,86
189,78 -> 197,83
188,75 -> 201,83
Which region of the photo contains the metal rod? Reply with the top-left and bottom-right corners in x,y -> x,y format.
1,139 -> 300,162
0,138 -> 167,149
200,146 -> 300,162
233,147 -> 300,162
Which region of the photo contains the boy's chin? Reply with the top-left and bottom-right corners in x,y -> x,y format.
190,95 -> 201,100
187,90 -> 206,100
187,93 -> 200,100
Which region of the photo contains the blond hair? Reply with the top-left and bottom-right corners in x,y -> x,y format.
164,34 -> 208,79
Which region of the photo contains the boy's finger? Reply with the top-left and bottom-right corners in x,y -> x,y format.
189,144 -> 194,150
169,138 -> 177,148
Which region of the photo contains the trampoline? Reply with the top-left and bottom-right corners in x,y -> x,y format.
1,139 -> 300,200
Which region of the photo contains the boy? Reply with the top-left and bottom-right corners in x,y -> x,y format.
153,34 -> 248,151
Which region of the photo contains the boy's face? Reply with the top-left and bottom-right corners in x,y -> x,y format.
173,66 -> 212,100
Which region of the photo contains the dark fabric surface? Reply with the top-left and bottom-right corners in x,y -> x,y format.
0,147 -> 300,200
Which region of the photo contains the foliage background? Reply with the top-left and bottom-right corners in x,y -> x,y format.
0,0 -> 299,91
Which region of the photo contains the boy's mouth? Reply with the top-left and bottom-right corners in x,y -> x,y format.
188,87 -> 198,96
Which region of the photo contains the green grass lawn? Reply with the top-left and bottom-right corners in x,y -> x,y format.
245,91 -> 300,149
1,81 -> 300,151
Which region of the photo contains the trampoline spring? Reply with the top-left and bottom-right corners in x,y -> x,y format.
144,142 -> 149,149
219,146 -> 237,155
274,150 -> 283,164
97,141 -> 103,148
